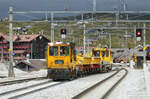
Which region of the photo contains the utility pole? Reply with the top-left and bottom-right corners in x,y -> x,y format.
114,8 -> 119,26
1,48 -> 3,62
93,0 -> 96,11
83,24 -> 86,54
8,7 -> 15,77
143,23 -> 150,96
143,23 -> 146,65
51,13 -> 54,42
92,0 -> 96,23
134,26 -> 136,47
109,33 -> 111,49
31,43 -> 33,59
64,0 -> 68,11
45,12 -> 48,21
125,29 -> 128,64
125,30 -> 128,47
81,13 -> 84,21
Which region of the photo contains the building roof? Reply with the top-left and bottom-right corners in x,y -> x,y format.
0,33 -> 49,42
0,33 -> 9,41
15,34 -> 40,42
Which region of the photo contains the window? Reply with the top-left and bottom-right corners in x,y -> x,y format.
102,51 -> 105,57
60,46 -> 69,56
49,46 -> 58,56
106,51 -> 109,57
93,51 -> 100,57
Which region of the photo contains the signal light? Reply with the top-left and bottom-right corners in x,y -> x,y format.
136,29 -> 142,37
61,29 -> 66,34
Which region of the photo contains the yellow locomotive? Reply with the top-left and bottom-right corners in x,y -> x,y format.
91,48 -> 113,71
47,42 -> 113,80
47,42 -> 76,80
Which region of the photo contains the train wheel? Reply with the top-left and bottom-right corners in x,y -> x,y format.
47,74 -> 50,78
75,70 -> 78,78
109,65 -> 112,71
69,76 -> 74,81
106,67 -> 109,72
78,71 -> 83,78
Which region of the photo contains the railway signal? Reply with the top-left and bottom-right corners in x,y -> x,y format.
61,29 -> 67,35
136,29 -> 142,41
136,29 -> 142,37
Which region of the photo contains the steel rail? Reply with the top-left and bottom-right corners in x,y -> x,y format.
0,77 -> 47,86
9,81 -> 65,99
72,69 -> 120,99
0,80 -> 52,96
72,68 -> 128,99
101,68 -> 128,99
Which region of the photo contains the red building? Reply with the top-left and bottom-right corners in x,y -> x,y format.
0,33 -> 50,61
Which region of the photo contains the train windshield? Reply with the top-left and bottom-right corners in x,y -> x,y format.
102,51 -> 105,57
49,46 -> 58,56
106,51 -> 109,57
60,46 -> 69,56
93,51 -> 100,57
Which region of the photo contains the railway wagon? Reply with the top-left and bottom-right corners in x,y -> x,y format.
75,52 -> 101,76
47,42 -> 113,80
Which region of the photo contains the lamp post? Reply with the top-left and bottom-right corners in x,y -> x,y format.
51,13 -> 54,42
83,24 -> 86,54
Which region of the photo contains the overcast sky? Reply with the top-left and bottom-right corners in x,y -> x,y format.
0,0 -> 150,18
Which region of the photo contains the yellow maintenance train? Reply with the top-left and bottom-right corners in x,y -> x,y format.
47,42 -> 113,80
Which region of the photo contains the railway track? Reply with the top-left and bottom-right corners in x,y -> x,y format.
0,79 -> 65,99
72,68 -> 128,99
0,77 -> 47,86
0,76 -> 6,78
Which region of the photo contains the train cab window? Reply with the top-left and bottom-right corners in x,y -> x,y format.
106,51 -> 109,57
60,46 -> 69,56
93,51 -> 100,57
49,46 -> 58,56
102,51 -> 105,57
146,47 -> 150,52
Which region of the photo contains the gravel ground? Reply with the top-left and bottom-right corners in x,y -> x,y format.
81,70 -> 126,99
0,81 -> 59,99
0,62 -> 47,79
20,71 -> 116,99
107,67 -> 150,99
0,79 -> 50,94
2,63 -> 149,99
